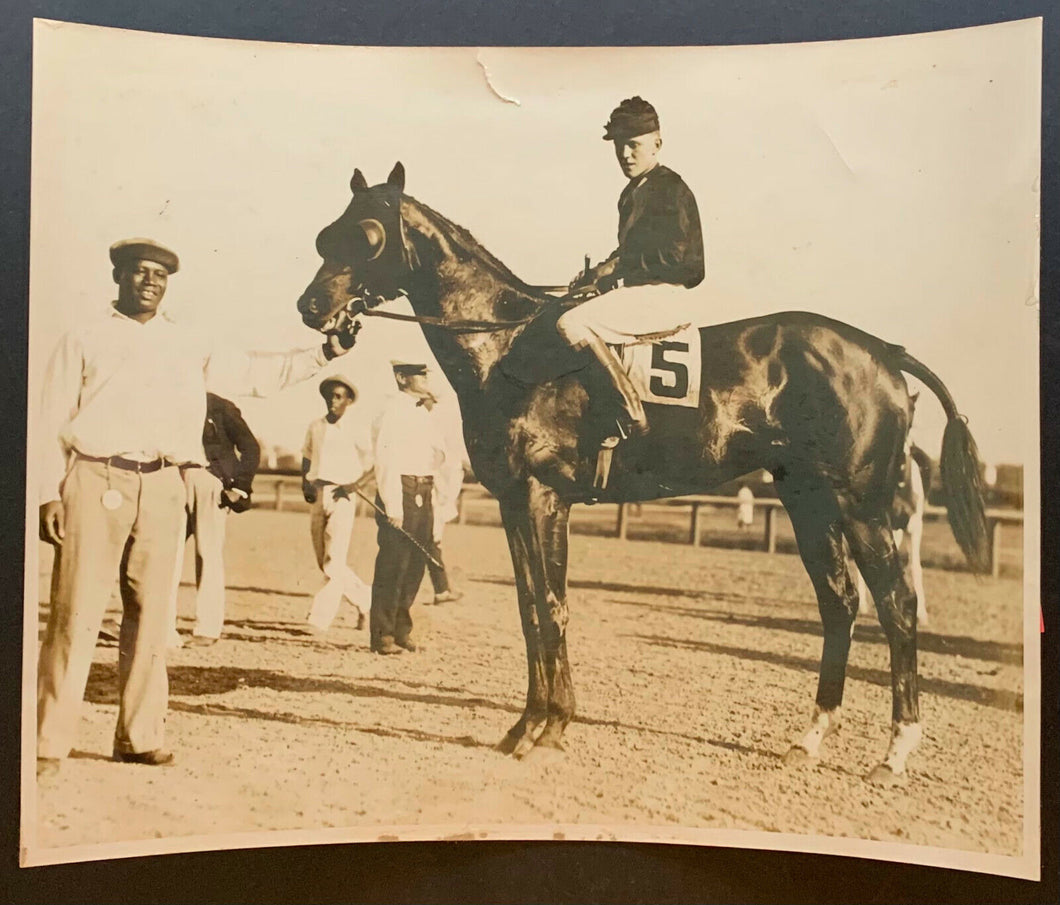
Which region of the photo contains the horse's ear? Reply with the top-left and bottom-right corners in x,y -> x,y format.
387,162 -> 405,192
351,169 -> 369,194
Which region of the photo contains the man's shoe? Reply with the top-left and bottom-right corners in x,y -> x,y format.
36,757 -> 61,780
371,638 -> 404,655
186,635 -> 218,648
396,638 -> 419,652
113,749 -> 175,766
433,590 -> 463,605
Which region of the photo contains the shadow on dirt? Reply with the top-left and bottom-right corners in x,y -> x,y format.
169,699 -> 489,751
607,599 -> 1023,666
629,633 -> 1023,712
472,575 -> 1022,667
82,662 -> 777,757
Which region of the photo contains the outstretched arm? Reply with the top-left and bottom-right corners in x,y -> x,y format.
205,336 -> 349,399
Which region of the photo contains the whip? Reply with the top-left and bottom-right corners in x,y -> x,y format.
338,483 -> 444,571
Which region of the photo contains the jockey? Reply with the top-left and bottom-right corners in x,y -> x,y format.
558,96 -> 705,439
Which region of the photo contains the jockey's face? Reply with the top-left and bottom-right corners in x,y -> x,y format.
115,259 -> 168,319
614,131 -> 662,180
326,385 -> 354,420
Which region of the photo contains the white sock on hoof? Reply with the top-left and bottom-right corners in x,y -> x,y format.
796,705 -> 841,757
882,720 -> 923,774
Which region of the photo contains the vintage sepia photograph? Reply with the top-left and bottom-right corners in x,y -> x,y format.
21,17 -> 1041,879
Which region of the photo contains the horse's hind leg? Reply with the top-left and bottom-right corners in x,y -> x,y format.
846,516 -> 922,785
775,480 -> 859,765
495,495 -> 549,758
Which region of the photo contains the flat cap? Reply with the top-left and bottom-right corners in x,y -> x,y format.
109,238 -> 180,274
319,374 -> 358,400
602,97 -> 660,142
390,359 -> 428,377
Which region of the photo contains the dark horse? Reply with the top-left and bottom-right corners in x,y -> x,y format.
297,164 -> 990,784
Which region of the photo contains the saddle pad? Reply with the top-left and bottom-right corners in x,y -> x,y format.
617,324 -> 701,408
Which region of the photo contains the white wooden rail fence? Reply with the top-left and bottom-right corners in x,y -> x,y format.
259,474 -> 1021,578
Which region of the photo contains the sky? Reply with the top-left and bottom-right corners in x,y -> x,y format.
28,19 -> 1040,468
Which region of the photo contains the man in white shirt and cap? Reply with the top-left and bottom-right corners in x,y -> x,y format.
302,373 -> 373,634
36,237 -> 349,779
369,361 -> 458,654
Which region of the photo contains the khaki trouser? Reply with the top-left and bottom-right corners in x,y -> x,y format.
37,457 -> 185,758
306,485 -> 370,630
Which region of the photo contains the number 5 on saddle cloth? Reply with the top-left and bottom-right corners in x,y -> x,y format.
612,326 -> 702,409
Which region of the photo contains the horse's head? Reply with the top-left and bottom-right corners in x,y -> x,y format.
297,163 -> 416,337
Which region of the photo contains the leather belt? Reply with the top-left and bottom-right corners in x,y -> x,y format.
77,453 -> 178,474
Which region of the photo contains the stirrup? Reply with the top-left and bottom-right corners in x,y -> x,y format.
594,446 -> 614,489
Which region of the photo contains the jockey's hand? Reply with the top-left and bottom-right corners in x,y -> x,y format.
40,501 -> 64,545
332,485 -> 351,501
568,265 -> 599,295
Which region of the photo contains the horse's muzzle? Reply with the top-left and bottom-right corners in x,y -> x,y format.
297,288 -> 333,330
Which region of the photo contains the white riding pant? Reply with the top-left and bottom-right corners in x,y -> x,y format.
556,283 -> 704,347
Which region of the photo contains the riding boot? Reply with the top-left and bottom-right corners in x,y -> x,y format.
581,332 -> 647,436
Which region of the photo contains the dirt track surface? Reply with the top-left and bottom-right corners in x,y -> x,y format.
31,508 -> 1025,859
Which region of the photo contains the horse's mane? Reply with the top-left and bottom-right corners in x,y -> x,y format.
406,195 -> 548,303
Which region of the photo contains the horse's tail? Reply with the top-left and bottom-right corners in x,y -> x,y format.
890,347 -> 991,573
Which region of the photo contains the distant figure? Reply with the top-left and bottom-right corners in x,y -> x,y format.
302,374 -> 374,634
736,483 -> 755,530
369,361 -> 459,654
173,393 -> 260,648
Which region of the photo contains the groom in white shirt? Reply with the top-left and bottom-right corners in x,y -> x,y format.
302,374 -> 373,634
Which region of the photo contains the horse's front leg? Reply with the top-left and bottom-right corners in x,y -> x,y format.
523,477 -> 575,757
495,494 -> 548,758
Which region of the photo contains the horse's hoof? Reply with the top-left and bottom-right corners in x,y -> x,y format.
866,764 -> 905,787
782,746 -> 815,767
509,734 -> 539,760
495,733 -> 520,755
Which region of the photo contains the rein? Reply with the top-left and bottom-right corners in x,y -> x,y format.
360,306 -> 542,334
350,284 -> 578,335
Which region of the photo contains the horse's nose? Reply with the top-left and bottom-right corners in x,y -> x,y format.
297,291 -> 321,317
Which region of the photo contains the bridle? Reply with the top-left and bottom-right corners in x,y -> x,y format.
307,198 -> 587,335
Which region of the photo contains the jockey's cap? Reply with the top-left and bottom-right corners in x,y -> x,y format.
602,97 -> 660,141
109,238 -> 180,274
319,374 -> 357,401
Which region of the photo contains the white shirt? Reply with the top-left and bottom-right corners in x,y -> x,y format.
302,414 -> 372,485
372,393 -> 451,519
39,304 -> 328,502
